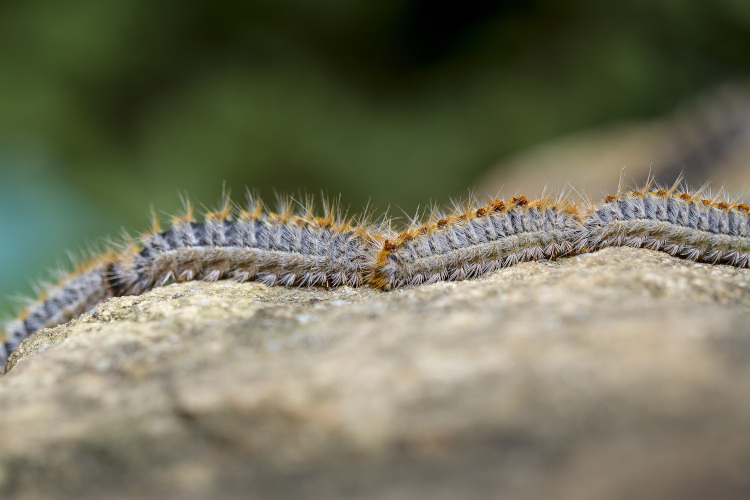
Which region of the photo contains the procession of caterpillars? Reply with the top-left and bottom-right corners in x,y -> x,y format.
3,177 -> 750,367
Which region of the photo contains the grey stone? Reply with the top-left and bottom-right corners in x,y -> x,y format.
476,84 -> 750,201
2,247 -> 750,499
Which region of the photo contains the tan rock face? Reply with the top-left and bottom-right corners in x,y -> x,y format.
2,247 -> 750,499
476,84 -> 750,201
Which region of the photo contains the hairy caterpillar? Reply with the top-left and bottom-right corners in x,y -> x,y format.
370,195 -> 583,290
585,180 -> 750,267
3,180 -> 750,368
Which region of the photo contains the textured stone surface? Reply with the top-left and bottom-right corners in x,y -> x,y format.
2,247 -> 750,499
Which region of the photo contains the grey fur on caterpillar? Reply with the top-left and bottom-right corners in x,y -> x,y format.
3,180 -> 750,367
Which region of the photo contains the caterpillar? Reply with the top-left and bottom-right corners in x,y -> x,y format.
3,179 -> 750,368
585,181 -> 750,266
370,194 -> 583,290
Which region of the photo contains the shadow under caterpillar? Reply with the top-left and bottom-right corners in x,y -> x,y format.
3,178 -> 750,367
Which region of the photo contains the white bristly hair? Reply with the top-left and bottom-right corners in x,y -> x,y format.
3,182 -> 750,369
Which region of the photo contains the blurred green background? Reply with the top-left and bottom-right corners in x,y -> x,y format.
1,0 -> 749,317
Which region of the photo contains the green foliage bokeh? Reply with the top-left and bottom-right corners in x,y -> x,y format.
1,0 -> 749,316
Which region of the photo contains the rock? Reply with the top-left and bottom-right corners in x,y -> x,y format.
2,247 -> 750,499
475,84 -> 750,200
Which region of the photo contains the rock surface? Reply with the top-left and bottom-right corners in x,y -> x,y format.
2,247 -> 750,499
476,84 -> 750,200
